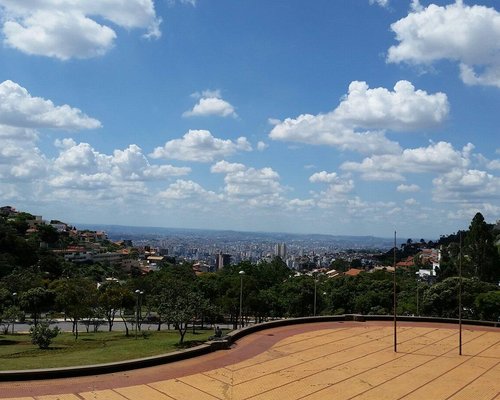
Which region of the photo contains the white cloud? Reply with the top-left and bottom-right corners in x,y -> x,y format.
210,160 -> 246,174
369,0 -> 389,8
257,141 -> 268,151
487,159 -> 500,170
50,141 -> 190,196
269,80 -> 448,155
404,198 -> 418,206
334,80 -> 448,131
433,168 -> 500,203
309,171 -> 341,183
287,198 -> 316,208
0,80 -> 101,130
388,1 -> 500,88
270,114 -> 400,155
309,171 -> 355,207
0,140 -> 47,180
158,180 -> 218,202
212,160 -> 285,203
342,141 -> 471,181
0,81 -> 100,184
0,0 -> 161,60
397,183 -> 420,192
183,90 -> 237,118
0,125 -> 38,140
150,130 -> 252,162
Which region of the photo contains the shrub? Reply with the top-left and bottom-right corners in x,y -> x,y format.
29,321 -> 60,349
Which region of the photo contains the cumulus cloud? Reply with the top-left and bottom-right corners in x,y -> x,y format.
0,81 -> 100,184
150,130 -> 252,162
397,183 -> 420,192
433,168 -> 500,203
487,159 -> 500,170
309,171 -> 341,183
211,160 -> 285,205
309,171 -> 354,207
0,0 -> 161,59
0,80 -> 101,130
269,80 -> 448,155
334,81 -> 448,131
158,180 -> 218,203
342,141 -> 471,181
0,140 -> 47,181
388,1 -> 500,88
183,90 -> 237,118
53,141 -> 190,187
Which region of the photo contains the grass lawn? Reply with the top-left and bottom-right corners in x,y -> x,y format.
0,328 -> 220,371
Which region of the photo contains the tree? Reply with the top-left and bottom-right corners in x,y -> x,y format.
30,321 -> 60,349
158,283 -> 206,344
98,282 -> 129,332
465,212 -> 500,283
19,287 -> 53,326
51,278 -> 97,339
421,277 -> 495,318
474,291 -> 500,321
279,276 -> 316,317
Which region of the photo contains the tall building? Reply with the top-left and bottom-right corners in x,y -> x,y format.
216,252 -> 231,271
274,242 -> 287,259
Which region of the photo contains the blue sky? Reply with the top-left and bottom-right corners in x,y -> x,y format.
0,0 -> 499,239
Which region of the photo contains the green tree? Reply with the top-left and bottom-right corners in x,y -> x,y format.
421,277 -> 495,318
30,321 -> 60,349
19,287 -> 53,326
51,278 -> 97,339
474,291 -> 500,321
98,282 -> 129,331
157,283 -> 206,344
465,212 -> 500,282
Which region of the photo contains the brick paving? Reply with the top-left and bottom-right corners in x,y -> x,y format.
1,321 -> 499,400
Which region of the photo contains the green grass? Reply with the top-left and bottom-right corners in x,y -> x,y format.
0,329 -> 220,371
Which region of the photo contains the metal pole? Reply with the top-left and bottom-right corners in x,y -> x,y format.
416,284 -> 419,316
239,271 -> 245,328
313,277 -> 317,316
393,230 -> 397,353
12,292 -> 17,334
459,232 -> 462,355
135,289 -> 140,339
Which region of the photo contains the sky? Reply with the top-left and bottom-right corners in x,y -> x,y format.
0,0 -> 499,239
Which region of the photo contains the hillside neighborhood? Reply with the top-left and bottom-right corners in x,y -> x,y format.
1,205 -> 499,341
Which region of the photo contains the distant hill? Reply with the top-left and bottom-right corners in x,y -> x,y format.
75,223 -> 401,250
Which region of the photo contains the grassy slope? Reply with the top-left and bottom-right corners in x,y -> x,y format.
0,329 -> 218,370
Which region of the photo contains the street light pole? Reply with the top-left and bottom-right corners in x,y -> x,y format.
313,276 -> 317,316
134,289 -> 143,339
239,270 -> 245,328
12,292 -> 17,334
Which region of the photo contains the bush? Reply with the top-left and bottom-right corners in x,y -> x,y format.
29,321 -> 60,349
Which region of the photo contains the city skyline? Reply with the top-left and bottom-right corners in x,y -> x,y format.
1,0 -> 499,238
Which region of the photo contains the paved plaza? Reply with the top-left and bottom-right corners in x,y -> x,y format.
1,321 -> 499,400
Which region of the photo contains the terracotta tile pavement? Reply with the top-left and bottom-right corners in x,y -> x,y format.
1,322 -> 498,400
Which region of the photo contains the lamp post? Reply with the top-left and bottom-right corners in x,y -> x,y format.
134,289 -> 143,340
313,276 -> 318,316
239,270 -> 245,328
12,292 -> 17,334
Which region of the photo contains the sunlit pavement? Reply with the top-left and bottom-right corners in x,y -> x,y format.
1,321 -> 499,400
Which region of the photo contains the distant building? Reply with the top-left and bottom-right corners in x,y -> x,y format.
216,252 -> 231,270
274,242 -> 287,259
